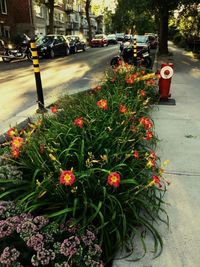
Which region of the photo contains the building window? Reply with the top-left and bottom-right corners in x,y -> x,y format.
35,5 -> 44,18
0,0 -> 7,14
4,25 -> 10,38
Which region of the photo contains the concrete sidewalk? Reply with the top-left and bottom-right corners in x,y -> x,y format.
113,43 -> 200,266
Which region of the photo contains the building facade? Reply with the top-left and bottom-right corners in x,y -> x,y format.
0,0 -> 104,42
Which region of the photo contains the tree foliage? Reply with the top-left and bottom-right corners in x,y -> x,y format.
112,0 -> 200,54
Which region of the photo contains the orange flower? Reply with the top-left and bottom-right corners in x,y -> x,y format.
139,117 -> 153,130
146,79 -> 155,86
50,105 -> 58,113
7,127 -> 17,138
60,170 -> 76,186
125,75 -> 134,84
139,90 -> 146,97
12,148 -> 19,159
152,175 -> 161,187
130,126 -> 137,133
133,150 -> 139,159
111,76 -> 116,83
12,137 -> 23,149
145,131 -> 153,140
107,172 -> 120,187
147,158 -> 155,168
149,150 -> 157,159
119,104 -> 127,113
74,117 -> 84,128
97,99 -> 108,110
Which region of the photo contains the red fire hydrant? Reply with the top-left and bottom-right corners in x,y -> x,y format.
159,63 -> 174,100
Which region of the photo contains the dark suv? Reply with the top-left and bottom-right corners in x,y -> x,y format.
65,35 -> 86,53
36,35 -> 70,59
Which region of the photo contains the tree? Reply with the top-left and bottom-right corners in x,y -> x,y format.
113,0 -> 199,54
35,0 -> 55,34
85,0 -> 92,42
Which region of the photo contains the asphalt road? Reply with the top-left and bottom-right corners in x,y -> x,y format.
0,45 -> 156,135
0,45 -> 119,122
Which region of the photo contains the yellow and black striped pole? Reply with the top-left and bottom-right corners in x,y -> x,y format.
133,38 -> 137,66
30,40 -> 46,113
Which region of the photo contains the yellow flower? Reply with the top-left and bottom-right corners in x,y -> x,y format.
162,159 -> 170,166
100,155 -> 108,162
49,153 -> 57,161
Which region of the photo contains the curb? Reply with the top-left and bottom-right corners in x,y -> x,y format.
0,87 -> 90,144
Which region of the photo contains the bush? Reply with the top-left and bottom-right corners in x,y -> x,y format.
0,64 -> 168,264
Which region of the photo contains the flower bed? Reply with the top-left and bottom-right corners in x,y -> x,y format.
0,64 -> 168,266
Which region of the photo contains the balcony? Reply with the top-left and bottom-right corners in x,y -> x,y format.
66,21 -> 80,30
65,4 -> 79,13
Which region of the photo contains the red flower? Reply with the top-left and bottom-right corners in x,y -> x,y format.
60,170 -> 76,186
119,104 -> 127,113
12,137 -> 23,149
125,75 -> 134,84
12,148 -> 19,159
139,117 -> 153,130
107,172 -> 120,187
74,117 -> 84,128
97,99 -> 108,110
50,105 -> 58,113
152,175 -> 161,187
146,79 -> 155,86
133,150 -> 139,159
147,158 -> 155,168
149,150 -> 157,159
139,90 -> 146,97
7,127 -> 17,138
111,77 -> 116,83
145,131 -> 153,140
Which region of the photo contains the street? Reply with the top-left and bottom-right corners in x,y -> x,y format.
0,45 -> 119,133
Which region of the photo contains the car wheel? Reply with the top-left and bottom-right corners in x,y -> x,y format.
73,46 -> 77,53
65,47 -> 70,56
49,49 -> 55,59
27,50 -> 33,61
82,44 -> 86,51
2,57 -> 11,63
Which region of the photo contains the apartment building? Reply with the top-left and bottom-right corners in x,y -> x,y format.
0,0 -> 104,42
0,0 -> 12,39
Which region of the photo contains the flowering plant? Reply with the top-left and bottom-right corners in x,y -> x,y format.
0,201 -> 103,267
0,65 -> 169,264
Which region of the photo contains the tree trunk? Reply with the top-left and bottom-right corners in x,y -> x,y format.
48,0 -> 55,34
85,0 -> 92,42
159,8 -> 169,54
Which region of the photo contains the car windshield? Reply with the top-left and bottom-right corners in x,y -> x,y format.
36,36 -> 55,45
94,35 -> 103,39
66,36 -> 76,41
134,35 -> 147,43
107,34 -> 116,38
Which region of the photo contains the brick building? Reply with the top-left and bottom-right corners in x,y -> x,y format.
0,0 -> 34,41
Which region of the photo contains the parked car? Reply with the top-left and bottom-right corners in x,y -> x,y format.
65,35 -> 87,53
123,35 -> 133,43
36,35 -> 70,59
145,33 -> 158,49
90,34 -> 108,47
107,34 -> 117,44
116,33 -> 124,42
133,35 -> 151,52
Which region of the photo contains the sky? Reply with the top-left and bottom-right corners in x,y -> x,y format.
91,0 -> 117,12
